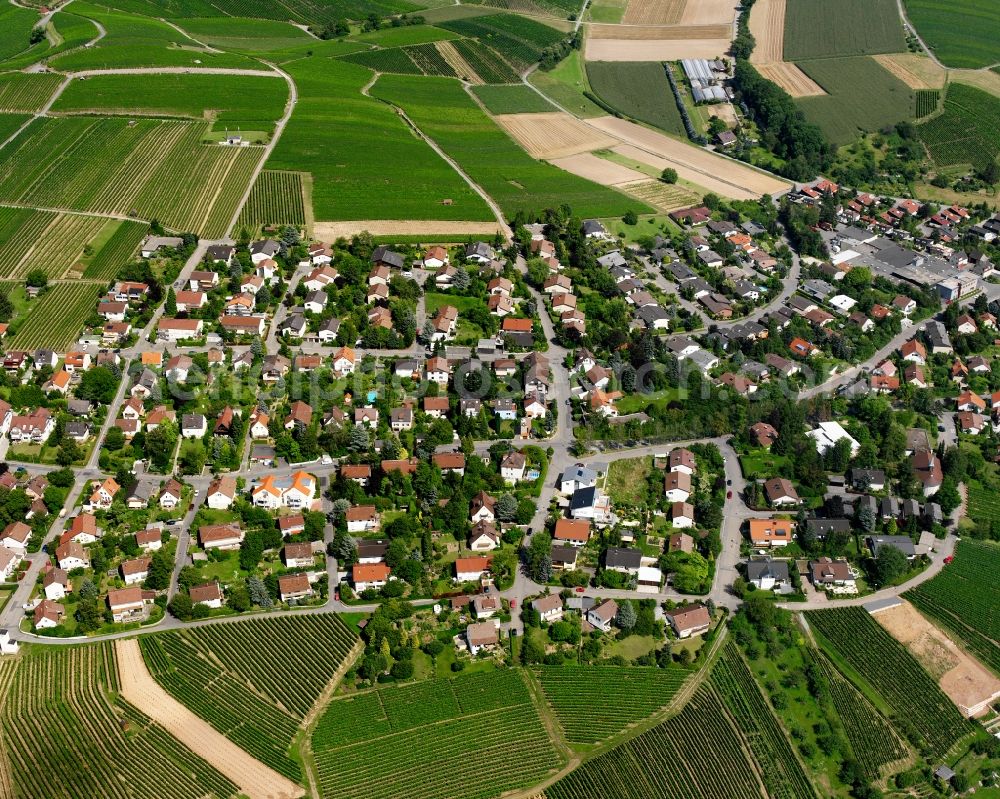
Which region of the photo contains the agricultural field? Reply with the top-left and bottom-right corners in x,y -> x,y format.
0,117 -> 263,237
141,613 -> 358,783
0,73 -> 64,113
312,669 -> 561,799
585,61 -> 687,137
436,13 -> 566,70
352,24 -> 460,47
794,57 -> 915,146
267,57 -> 494,222
53,73 -> 289,135
82,220 -> 148,280
341,45 -> 424,74
0,4 -> 43,62
371,74 -> 651,218
917,82 -> 1000,172
8,282 -> 104,350
472,84 -> 556,114
535,665 -> 689,744
48,4 -> 259,70
0,643 -> 240,799
238,170 -> 307,230
710,642 -> 819,799
405,43 -> 459,78
620,179 -> 702,212
85,0 -> 423,25
902,0 -> 1000,69
783,0 -> 906,61
0,207 -> 59,277
547,685 -> 768,798
904,540 -> 1000,676
6,213 -> 108,280
0,11 -> 100,71
175,16 -> 314,52
807,607 -> 973,758
817,655 -> 910,780
449,39 -> 520,83
915,89 -> 940,118
0,114 -> 29,143
492,112 -> 617,159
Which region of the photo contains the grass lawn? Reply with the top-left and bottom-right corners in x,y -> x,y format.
596,212 -> 683,244
739,450 -> 789,479
425,291 -> 488,316
606,634 -> 657,660
614,388 -> 687,415
606,456 -> 653,506
190,549 -> 248,584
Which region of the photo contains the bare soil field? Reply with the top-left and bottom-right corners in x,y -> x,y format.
621,0 -> 685,26
874,601 -> 1000,718
493,111 -> 618,158
747,0 -> 784,63
756,62 -> 825,96
586,37 -> 730,59
610,143 -> 756,197
588,115 -> 791,195
436,41 -> 482,85
549,151 -> 649,184
710,101 -> 739,126
115,638 -> 305,799
588,22 -> 729,38
680,0 -> 738,26
872,53 -> 946,89
315,220 -> 504,238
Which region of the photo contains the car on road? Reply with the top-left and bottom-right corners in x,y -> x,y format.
575,586 -> 585,593
938,425 -> 946,432
726,490 -> 732,499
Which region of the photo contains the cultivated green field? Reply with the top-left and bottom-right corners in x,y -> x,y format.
0,644 -> 241,799
371,74 -> 651,218
49,3 -> 258,70
902,0 -> 1000,69
313,669 -> 561,799
586,61 -> 686,137
8,282 -> 104,350
0,73 -> 64,113
0,208 -> 122,280
83,220 -> 148,279
436,13 -> 566,71
353,24 -> 460,46
808,607 -> 973,758
176,16 -> 314,51
54,73 -> 289,134
81,0 -> 422,25
547,685 -> 768,799
905,540 -> 1000,676
783,0 -> 906,61
917,82 -> 1000,172
267,57 -> 493,222
238,169 -> 307,229
141,614 -> 358,783
0,117 -> 262,236
535,665 -> 689,744
472,84 -> 557,114
795,57 -> 915,146
0,4 -> 43,62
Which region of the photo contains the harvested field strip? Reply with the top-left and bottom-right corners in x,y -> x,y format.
872,53 -> 945,89
621,0 -> 685,26
748,0 -> 784,63
680,0 -> 737,26
493,111 -> 619,158
549,151 -> 648,184
9,282 -> 103,350
585,38 -> 732,60
588,22 -> 729,38
117,639 -> 303,799
755,63 -> 825,97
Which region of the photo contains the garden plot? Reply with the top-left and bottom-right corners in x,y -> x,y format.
874,600 -> 1000,718
493,112 -> 618,158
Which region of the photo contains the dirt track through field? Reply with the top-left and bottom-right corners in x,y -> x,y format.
873,601 -> 1000,718
115,639 -> 304,799
494,112 -> 618,158
585,37 -> 730,59
315,220 -> 504,238
621,0 -> 685,26
587,115 -> 791,196
756,63 -> 825,96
